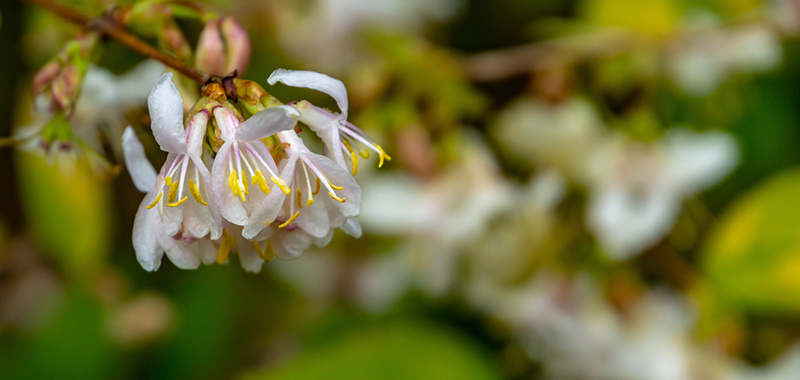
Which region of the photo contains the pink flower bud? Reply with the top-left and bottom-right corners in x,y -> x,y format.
195,20 -> 225,76
221,17 -> 251,75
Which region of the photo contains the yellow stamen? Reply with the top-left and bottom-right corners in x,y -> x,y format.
377,145 -> 391,168
350,151 -> 359,176
272,176 -> 291,195
188,180 -> 208,206
252,170 -> 270,195
242,173 -> 249,196
278,211 -> 300,228
253,241 -> 266,261
296,188 -> 303,209
228,171 -> 240,197
312,177 -> 321,195
329,182 -> 344,191
216,231 -> 235,264
145,192 -> 163,209
166,176 -> 179,202
329,191 -> 346,203
342,140 -> 355,154
229,170 -> 246,202
167,196 -> 188,207
306,198 -> 315,206
360,150 -> 370,159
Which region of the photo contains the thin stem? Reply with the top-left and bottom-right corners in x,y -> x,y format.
26,0 -> 210,84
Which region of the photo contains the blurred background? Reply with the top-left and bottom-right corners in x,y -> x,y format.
3,0 -> 800,379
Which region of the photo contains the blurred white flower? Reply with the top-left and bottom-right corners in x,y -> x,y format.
586,128 -> 739,259
72,61 -> 165,157
489,272 -> 719,380
274,0 -> 461,70
492,97 -> 603,175
667,24 -> 782,96
360,133 -> 514,294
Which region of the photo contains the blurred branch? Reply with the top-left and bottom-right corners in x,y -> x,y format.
26,0 -> 211,84
462,31 -> 648,82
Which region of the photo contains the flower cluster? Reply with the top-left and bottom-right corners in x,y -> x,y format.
122,69 -> 389,272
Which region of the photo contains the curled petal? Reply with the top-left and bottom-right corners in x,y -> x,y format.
341,218 -> 362,238
148,73 -> 187,153
270,229 -> 312,260
268,69 -> 348,118
235,105 -> 300,141
122,127 -> 157,193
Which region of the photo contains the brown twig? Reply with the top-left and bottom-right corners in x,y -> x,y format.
26,0 -> 210,84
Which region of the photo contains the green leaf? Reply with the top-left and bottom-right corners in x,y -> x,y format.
241,322 -> 503,380
702,168 -> 800,316
15,151 -> 113,280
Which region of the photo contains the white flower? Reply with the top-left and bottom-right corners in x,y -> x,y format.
139,73 -> 221,241
586,128 -> 739,259
268,69 -> 391,173
209,103 -> 300,234
122,126 -> 217,271
248,130 -> 361,242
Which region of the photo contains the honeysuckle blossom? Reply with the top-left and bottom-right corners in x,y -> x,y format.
142,73 -> 222,241
209,103 -> 300,233
122,126 -> 217,271
248,129 -> 362,242
585,128 -> 739,259
267,69 -> 391,174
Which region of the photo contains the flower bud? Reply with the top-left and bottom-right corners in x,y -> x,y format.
32,33 -> 97,113
195,18 -> 251,76
159,22 -> 192,61
195,20 -> 225,76
220,17 -> 250,75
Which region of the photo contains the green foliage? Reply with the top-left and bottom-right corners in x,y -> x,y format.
703,169 -> 800,316
241,322 -> 503,380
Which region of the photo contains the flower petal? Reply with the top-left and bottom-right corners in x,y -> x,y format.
122,126 -> 157,193
295,200 -> 330,238
341,218 -> 362,238
270,229 -> 312,260
210,142 -> 248,225
235,105 -> 300,141
157,233 -> 202,269
148,72 -> 187,153
306,152 -> 361,217
297,101 -> 347,168
132,196 -> 164,271
268,69 -> 348,117
241,157 -> 296,239
235,235 -> 265,273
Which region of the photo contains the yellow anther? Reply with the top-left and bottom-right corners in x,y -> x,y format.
251,170 -> 270,195
228,170 -> 240,197
278,211 -> 300,228
145,192 -> 163,209
350,151 -> 358,176
242,173 -> 249,196
306,198 -> 315,206
167,196 -> 188,207
377,145 -> 391,168
229,170 -> 246,202
360,150 -> 370,159
312,177 -> 321,195
296,188 -> 303,209
217,230 -> 236,264
167,177 -> 179,202
329,182 -> 344,191
329,191 -> 346,203
188,180 -> 208,206
272,176 -> 291,195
